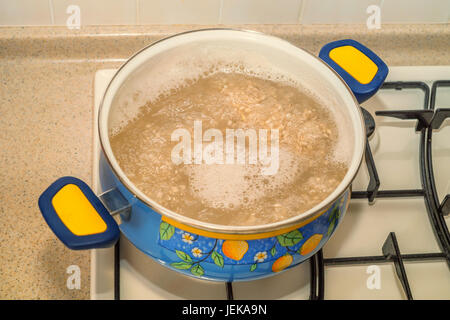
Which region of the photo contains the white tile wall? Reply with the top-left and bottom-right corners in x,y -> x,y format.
0,0 -> 52,25
52,0 -> 136,26
300,0 -> 383,24
0,0 -> 448,26
221,0 -> 303,24
381,0 -> 449,23
139,0 -> 221,24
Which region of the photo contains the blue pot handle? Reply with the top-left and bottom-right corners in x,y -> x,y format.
319,39 -> 389,103
38,176 -> 120,250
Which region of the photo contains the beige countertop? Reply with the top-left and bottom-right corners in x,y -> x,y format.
0,24 -> 449,300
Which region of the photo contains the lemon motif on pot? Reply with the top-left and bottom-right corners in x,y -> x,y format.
221,240 -> 249,261
300,234 -> 323,256
271,254 -> 293,272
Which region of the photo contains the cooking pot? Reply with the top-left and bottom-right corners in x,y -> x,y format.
38,29 -> 388,281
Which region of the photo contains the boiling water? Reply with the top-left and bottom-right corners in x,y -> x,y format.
110,72 -> 348,226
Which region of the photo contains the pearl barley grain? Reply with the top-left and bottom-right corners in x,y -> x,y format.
110,72 -> 348,226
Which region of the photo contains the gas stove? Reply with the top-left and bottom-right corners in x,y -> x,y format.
91,66 -> 450,300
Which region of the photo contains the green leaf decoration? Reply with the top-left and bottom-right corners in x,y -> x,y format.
328,207 -> 335,221
171,262 -> 192,269
211,251 -> 224,268
335,206 -> 341,219
327,218 -> 336,237
191,264 -> 205,276
276,230 -> 303,247
328,206 -> 340,222
270,246 -> 277,257
159,221 -> 175,240
175,250 -> 192,263
250,263 -> 257,272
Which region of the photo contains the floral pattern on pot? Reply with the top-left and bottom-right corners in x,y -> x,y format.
158,189 -> 349,279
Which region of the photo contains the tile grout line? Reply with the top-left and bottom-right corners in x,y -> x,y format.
48,0 -> 55,25
297,0 -> 306,24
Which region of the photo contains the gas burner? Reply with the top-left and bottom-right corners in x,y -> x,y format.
226,80 -> 450,301
92,68 -> 450,300
301,80 -> 450,301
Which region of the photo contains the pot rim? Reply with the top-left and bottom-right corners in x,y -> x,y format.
98,28 -> 366,235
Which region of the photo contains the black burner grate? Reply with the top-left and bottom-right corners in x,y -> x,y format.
305,80 -> 450,301
113,81 -> 450,301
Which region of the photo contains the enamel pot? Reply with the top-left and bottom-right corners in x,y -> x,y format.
39,29 -> 388,281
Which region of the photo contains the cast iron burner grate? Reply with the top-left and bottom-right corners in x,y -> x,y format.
113,81 -> 450,301
307,80 -> 450,301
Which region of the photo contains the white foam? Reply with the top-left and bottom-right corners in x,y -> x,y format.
186,147 -> 302,210
108,42 -> 353,165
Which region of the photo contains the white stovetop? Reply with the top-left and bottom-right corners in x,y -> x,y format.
91,66 -> 450,300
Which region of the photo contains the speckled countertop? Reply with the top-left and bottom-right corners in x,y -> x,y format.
0,24 -> 449,300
